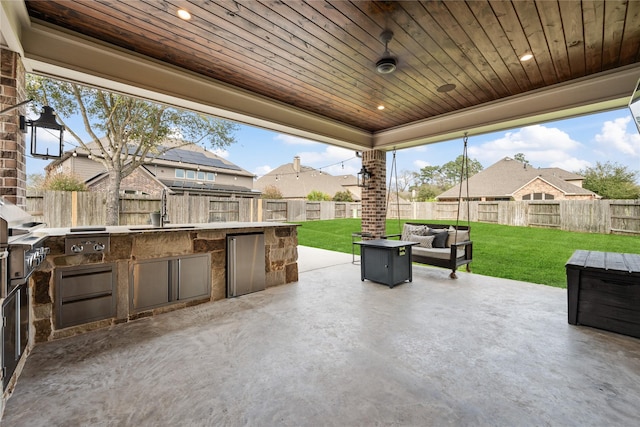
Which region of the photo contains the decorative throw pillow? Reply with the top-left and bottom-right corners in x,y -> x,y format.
447,228 -> 470,247
401,224 -> 429,241
410,234 -> 435,248
428,229 -> 449,248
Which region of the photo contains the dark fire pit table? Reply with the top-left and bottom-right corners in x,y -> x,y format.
354,239 -> 418,288
566,250 -> 640,339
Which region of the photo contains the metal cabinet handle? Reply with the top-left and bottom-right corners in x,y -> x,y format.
230,238 -> 237,297
71,244 -> 83,253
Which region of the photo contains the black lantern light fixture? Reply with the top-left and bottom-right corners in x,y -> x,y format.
22,105 -> 65,159
357,165 -> 372,188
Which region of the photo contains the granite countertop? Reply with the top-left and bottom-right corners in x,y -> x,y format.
36,222 -> 297,237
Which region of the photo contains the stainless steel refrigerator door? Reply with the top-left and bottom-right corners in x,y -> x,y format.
227,234 -> 266,297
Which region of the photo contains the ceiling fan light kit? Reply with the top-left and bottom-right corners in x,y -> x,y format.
376,57 -> 397,74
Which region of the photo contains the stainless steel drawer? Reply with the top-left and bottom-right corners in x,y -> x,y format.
58,295 -> 114,329
55,264 -> 115,329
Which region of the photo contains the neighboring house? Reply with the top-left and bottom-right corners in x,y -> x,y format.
436,157 -> 599,201
255,156 -> 360,200
45,139 -> 259,198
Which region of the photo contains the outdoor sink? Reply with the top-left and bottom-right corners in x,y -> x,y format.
128,225 -> 197,231
69,227 -> 107,233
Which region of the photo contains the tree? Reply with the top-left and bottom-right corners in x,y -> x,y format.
413,184 -> 440,201
307,190 -> 332,201
27,173 -> 45,190
414,155 -> 483,192
387,169 -> 417,193
579,162 -> 640,199
439,155 -> 484,187
333,191 -> 353,202
513,153 -> 530,166
26,75 -> 239,225
261,185 -> 283,199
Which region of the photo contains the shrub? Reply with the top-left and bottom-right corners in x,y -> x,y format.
333,191 -> 353,202
261,185 -> 283,199
44,173 -> 88,191
307,190 -> 332,201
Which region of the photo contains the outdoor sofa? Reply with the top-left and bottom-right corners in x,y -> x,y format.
384,222 -> 473,279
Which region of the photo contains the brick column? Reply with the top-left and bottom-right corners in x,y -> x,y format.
361,149 -> 386,238
0,48 -> 27,207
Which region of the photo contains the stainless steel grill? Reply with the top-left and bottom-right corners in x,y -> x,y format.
0,198 -> 49,298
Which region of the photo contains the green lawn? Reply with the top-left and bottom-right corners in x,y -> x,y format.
294,218 -> 640,288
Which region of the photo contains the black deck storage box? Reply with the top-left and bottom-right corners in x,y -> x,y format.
566,250 -> 640,339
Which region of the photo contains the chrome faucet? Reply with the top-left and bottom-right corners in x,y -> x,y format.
160,189 -> 170,227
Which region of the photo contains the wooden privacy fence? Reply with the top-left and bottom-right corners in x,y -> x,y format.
27,191 -> 259,227
26,191 -> 640,235
388,200 -> 640,235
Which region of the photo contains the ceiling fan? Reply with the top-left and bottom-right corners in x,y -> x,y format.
376,30 -> 397,74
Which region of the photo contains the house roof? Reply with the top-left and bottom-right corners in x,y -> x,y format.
255,161 -> 358,200
47,139 -> 254,177
436,157 -> 598,199
158,179 -> 258,197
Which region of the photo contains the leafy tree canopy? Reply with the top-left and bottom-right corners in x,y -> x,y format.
26,75 -> 239,224
513,153 -> 530,165
579,161 -> 640,199
413,184 -> 440,202
412,155 -> 483,195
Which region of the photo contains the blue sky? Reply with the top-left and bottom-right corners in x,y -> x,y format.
27,107 -> 640,183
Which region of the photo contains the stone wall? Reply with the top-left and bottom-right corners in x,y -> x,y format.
30,225 -> 298,342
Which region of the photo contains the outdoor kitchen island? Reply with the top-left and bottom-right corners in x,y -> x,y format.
29,222 -> 299,343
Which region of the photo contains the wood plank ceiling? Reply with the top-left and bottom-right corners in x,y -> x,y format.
24,0 -> 640,134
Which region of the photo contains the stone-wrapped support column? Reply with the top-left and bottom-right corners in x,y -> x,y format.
361,149 -> 386,238
0,48 -> 27,207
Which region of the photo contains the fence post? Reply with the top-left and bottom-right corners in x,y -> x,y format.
71,191 -> 78,227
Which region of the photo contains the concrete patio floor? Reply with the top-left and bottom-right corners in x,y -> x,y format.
3,246 -> 640,426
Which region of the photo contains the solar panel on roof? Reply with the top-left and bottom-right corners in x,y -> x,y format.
160,147 -> 242,171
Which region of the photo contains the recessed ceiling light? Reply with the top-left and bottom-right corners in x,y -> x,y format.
177,9 -> 192,20
520,53 -> 533,62
437,83 -> 456,93
377,105 -> 385,110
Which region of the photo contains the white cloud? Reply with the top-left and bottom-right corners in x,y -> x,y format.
298,145 -> 360,175
253,165 -> 273,177
468,124 -> 582,166
274,134 -> 319,146
413,160 -> 430,169
594,116 -> 640,157
549,158 -> 592,173
208,148 -> 229,158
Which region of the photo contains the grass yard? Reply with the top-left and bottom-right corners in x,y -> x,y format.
294,218 -> 640,288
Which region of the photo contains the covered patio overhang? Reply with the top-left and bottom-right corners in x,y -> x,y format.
3,0 -> 639,237
4,17 -> 639,152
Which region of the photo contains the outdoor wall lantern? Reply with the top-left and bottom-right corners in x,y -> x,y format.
357,165 -> 372,188
22,105 -> 65,159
